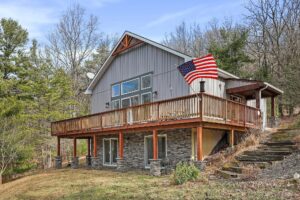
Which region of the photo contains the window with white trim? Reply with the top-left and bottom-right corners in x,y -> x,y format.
141,74 -> 152,90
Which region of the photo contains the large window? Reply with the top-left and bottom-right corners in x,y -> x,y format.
144,135 -> 167,167
111,73 -> 152,109
121,78 -> 139,95
112,84 -> 120,97
141,74 -> 152,89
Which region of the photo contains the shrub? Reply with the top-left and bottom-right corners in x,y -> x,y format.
172,162 -> 200,185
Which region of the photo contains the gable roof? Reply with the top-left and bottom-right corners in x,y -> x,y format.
85,31 -> 238,94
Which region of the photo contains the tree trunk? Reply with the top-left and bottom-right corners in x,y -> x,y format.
0,173 -> 3,185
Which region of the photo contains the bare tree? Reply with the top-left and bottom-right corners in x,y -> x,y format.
47,4 -> 101,99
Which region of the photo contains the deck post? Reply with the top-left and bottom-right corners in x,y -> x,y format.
91,134 -> 100,168
230,129 -> 234,147
86,138 -> 92,167
196,126 -> 203,161
149,129 -> 161,176
71,138 -> 79,169
117,131 -> 126,171
55,137 -> 62,169
255,90 -> 260,109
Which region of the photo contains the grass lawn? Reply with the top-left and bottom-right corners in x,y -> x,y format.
0,169 -> 299,200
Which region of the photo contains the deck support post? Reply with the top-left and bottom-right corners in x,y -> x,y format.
91,135 -> 100,168
71,138 -> 79,169
86,138 -> 92,167
55,137 -> 62,169
230,129 -> 235,147
255,90 -> 260,109
150,129 -> 161,176
117,131 -> 126,171
196,126 -> 203,161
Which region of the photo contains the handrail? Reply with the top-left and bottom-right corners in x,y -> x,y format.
51,93 -> 261,135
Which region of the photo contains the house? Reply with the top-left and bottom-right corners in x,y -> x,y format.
51,31 -> 283,175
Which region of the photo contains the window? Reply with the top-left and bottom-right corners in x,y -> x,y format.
112,84 -> 120,97
144,135 -> 167,167
121,95 -> 139,108
141,92 -> 152,104
141,74 -> 152,89
111,99 -> 120,109
103,138 -> 118,166
121,78 -> 139,95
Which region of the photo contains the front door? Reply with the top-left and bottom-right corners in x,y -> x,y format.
103,138 -> 118,166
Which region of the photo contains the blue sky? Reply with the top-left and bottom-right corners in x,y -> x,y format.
0,0 -> 248,44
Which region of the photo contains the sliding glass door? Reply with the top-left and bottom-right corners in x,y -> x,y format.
103,138 -> 118,166
144,135 -> 167,167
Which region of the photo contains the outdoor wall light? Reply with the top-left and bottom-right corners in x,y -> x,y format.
152,91 -> 158,98
105,102 -> 110,108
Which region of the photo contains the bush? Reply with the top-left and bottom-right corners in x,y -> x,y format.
172,162 -> 200,185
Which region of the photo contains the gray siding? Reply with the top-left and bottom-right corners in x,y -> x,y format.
91,43 -> 189,113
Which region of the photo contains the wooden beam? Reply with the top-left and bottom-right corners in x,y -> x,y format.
73,138 -> 77,157
153,129 -> 158,160
57,137 -> 61,157
271,96 -> 275,117
87,138 -> 91,157
93,135 -> 97,157
196,126 -> 203,161
118,131 -> 124,159
226,83 -> 264,94
230,129 -> 234,147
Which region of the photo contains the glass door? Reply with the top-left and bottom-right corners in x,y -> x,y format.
103,138 -> 118,166
144,135 -> 166,167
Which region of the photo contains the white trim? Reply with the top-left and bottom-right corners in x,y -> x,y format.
141,92 -> 152,104
141,74 -> 152,90
111,99 -> 120,109
121,94 -> 140,108
144,134 -> 167,168
121,78 -> 140,95
263,82 -> 284,94
103,138 -> 118,167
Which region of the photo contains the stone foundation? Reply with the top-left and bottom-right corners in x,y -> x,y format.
193,160 -> 206,171
55,156 -> 62,169
150,159 -> 161,176
91,157 -> 100,168
86,155 -> 92,167
71,157 -> 79,169
116,158 -> 126,171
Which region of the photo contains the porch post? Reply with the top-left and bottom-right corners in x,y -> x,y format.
71,138 -> 79,169
270,96 -> 276,127
117,131 -> 126,171
255,90 -> 260,109
91,134 -> 100,168
153,129 -> 158,160
196,126 -> 203,161
230,129 -> 234,147
150,129 -> 161,176
55,137 -> 62,169
86,138 -> 92,167
118,131 -> 124,159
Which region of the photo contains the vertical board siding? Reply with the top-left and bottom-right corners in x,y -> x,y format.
190,78 -> 226,98
91,44 -> 189,113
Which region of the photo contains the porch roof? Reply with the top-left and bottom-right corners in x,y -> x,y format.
226,79 -> 283,100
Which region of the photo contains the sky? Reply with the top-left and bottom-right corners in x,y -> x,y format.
0,0 -> 248,44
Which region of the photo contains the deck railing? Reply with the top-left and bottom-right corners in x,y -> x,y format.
51,93 -> 260,136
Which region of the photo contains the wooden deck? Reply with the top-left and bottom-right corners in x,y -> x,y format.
51,93 -> 260,138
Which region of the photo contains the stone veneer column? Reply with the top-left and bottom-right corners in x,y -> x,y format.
86,155 -> 92,167
55,156 -> 62,169
91,157 -> 100,168
116,158 -> 126,171
71,157 -> 79,169
149,159 -> 161,176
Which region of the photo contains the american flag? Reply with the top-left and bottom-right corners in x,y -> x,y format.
177,54 -> 218,85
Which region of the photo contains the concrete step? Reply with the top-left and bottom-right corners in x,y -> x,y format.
222,166 -> 244,174
243,150 -> 292,156
261,141 -> 295,146
216,169 -> 241,179
236,155 -> 285,162
240,161 -> 271,169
